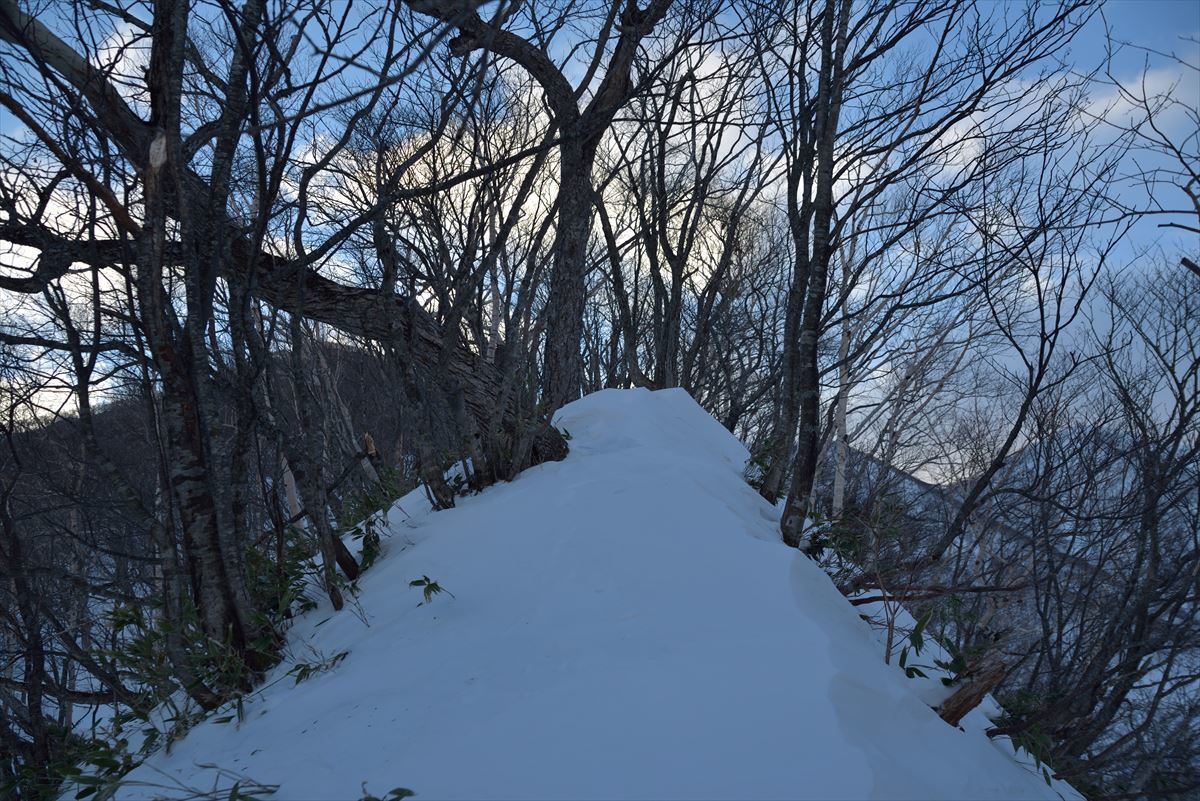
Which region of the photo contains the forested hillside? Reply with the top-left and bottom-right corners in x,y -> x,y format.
0,0 -> 1196,798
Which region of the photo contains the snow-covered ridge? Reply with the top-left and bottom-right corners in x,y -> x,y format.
118,388 -> 1078,800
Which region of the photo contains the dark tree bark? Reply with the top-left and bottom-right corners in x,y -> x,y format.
937,658 -> 1008,728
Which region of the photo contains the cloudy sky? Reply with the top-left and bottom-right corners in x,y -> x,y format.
1098,0 -> 1198,56
1076,0 -> 1199,258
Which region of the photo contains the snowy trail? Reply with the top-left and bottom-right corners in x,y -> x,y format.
118,388 -> 1077,800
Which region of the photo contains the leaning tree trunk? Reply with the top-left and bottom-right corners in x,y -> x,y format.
937,658 -> 1009,728
283,326 -> 362,610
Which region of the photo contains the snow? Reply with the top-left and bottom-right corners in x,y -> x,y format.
115,388 -> 1080,800
849,597 -> 1081,801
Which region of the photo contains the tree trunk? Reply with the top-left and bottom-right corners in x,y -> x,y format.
780,0 -> 849,550
543,140 -> 598,409
756,212 -> 809,504
938,659 -> 1008,728
831,319 -> 850,518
